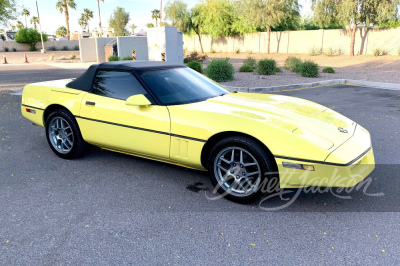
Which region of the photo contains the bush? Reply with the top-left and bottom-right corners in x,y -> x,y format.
243,56 -> 257,69
49,46 -> 57,51
62,46 -> 69,51
275,67 -> 282,73
29,46 -> 37,51
184,52 -> 207,63
187,61 -> 203,73
257,59 -> 277,75
12,48 -> 16,52
14,28 -> 48,51
239,64 -> 254,72
69,53 -> 76,59
49,54 -> 55,61
122,56 -> 133,60
5,47 -> 9,52
322,67 -> 335,73
108,55 -> 120,61
205,58 -> 234,82
309,46 -> 321,56
299,60 -> 319,78
211,49 -> 216,53
285,56 -> 302,71
373,48 -> 381,56
235,48 -> 241,54
73,45 -> 79,51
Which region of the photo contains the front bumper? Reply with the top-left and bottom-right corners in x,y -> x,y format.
276,125 -> 375,188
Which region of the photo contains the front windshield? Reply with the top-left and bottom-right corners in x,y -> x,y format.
137,67 -> 230,105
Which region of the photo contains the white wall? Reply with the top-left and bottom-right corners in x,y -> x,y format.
79,38 -> 97,63
95,37 -> 116,63
117,36 -> 148,60
0,40 -> 79,52
147,27 -> 184,64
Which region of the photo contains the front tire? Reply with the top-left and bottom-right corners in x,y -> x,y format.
208,136 -> 276,204
45,109 -> 87,159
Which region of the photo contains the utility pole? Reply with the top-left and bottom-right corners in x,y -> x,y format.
160,0 -> 163,26
36,0 -> 46,53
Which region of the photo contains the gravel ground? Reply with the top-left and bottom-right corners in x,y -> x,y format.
2,51 -> 80,64
200,53 -> 400,87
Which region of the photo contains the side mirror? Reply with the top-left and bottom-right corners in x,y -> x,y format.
126,94 -> 152,107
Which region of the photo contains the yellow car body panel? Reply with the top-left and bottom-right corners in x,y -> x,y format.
21,80 -> 374,188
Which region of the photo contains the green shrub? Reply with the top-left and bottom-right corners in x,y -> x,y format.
5,47 -> 9,52
211,49 -> 216,53
49,46 -> 57,51
299,60 -> 319,78
239,64 -> 254,72
122,56 -> 133,60
12,48 -> 17,52
62,46 -> 69,51
324,47 -> 337,56
14,28 -> 48,51
243,56 -> 257,68
275,67 -> 282,73
73,45 -> 79,51
29,46 -> 37,51
69,53 -> 76,59
257,59 -> 277,75
235,48 -> 241,54
309,46 -> 321,56
292,62 -> 303,73
187,61 -> 203,73
205,58 -> 234,82
285,56 -> 302,71
373,48 -> 381,56
183,58 -> 189,64
108,55 -> 120,61
322,67 -> 335,73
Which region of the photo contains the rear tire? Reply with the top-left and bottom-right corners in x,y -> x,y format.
208,136 -> 277,204
45,109 -> 87,159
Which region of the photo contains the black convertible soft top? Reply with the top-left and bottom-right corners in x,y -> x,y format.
66,60 -> 185,91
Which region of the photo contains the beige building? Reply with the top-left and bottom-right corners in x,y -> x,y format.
92,28 -> 115,38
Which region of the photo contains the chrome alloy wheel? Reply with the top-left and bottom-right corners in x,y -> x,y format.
48,117 -> 74,154
213,147 -> 262,197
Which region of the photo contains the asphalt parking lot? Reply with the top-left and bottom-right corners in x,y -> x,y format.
1,65 -> 400,265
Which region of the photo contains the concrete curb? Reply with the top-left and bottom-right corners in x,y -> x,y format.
225,79 -> 400,93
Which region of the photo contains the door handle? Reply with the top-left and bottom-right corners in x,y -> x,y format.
86,101 -> 96,106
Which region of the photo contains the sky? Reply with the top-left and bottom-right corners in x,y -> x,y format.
13,0 -> 312,35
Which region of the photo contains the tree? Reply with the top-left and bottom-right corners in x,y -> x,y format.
0,0 -> 17,26
56,26 -> 67,37
151,9 -> 161,27
188,5 -> 205,53
30,16 -> 39,30
78,15 -> 87,32
14,28 -> 48,50
146,23 -> 155,28
109,7 -> 130,36
16,21 -> 24,30
22,8 -> 30,28
56,0 -> 77,41
164,0 -> 188,29
97,0 -> 104,28
312,0 -> 399,56
83,8 -> 94,32
235,0 -> 287,54
130,24 -> 137,34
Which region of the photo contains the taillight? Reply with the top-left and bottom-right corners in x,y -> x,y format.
26,108 -> 36,114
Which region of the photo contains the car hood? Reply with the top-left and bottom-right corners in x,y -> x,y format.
207,92 -> 356,149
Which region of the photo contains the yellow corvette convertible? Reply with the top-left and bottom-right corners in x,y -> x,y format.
21,61 -> 375,203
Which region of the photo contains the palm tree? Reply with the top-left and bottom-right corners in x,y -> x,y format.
151,9 -> 160,27
97,0 -> 104,28
16,21 -> 24,30
56,0 -> 77,41
130,24 -> 137,35
83,8 -> 94,32
146,23 -> 154,28
30,16 -> 39,30
78,14 -> 87,32
22,8 -> 30,28
56,26 -> 67,37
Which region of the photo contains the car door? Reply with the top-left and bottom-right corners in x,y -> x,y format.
78,70 -> 171,159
